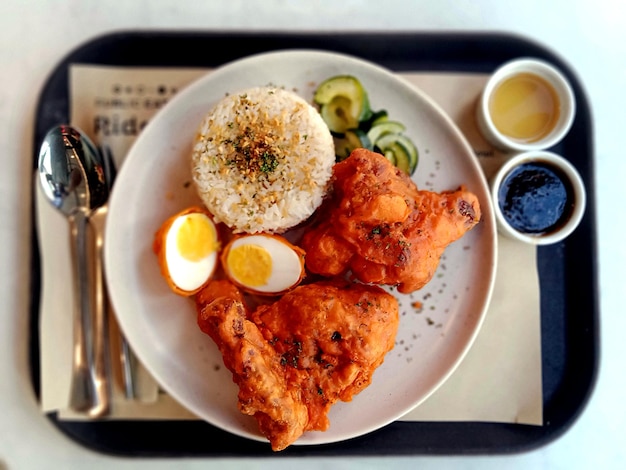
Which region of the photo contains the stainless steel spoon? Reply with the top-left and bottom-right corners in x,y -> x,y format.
38,125 -> 111,417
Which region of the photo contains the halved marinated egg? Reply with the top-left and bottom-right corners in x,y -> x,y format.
153,207 -> 220,296
221,234 -> 306,295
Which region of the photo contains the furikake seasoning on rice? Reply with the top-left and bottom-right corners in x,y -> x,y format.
191,86 -> 335,234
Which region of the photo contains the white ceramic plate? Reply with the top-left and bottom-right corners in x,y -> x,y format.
105,50 -> 497,447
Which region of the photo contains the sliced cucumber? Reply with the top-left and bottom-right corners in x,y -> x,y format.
366,120 -> 407,146
370,110 -> 390,126
359,109 -> 389,131
334,129 -> 372,161
381,142 -> 410,174
320,96 -> 360,134
383,149 -> 397,167
375,133 -> 419,175
314,75 -> 372,133
315,75 -> 419,175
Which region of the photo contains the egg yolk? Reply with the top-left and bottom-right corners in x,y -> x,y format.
227,244 -> 272,286
175,214 -> 218,261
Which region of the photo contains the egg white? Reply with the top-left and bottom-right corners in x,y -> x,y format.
164,214 -> 218,293
227,235 -> 303,293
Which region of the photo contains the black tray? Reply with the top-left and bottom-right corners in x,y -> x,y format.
29,30 -> 599,457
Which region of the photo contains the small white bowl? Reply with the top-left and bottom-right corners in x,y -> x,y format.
491,151 -> 586,245
476,58 -> 576,152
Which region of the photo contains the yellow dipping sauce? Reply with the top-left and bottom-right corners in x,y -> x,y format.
489,73 -> 560,143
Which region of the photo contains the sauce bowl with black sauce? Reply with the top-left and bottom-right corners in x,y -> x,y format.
491,151 -> 586,245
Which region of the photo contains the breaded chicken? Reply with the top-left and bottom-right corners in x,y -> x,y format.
196,278 -> 399,451
301,148 -> 481,293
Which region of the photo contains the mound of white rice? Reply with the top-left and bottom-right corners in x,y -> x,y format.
191,86 -> 335,234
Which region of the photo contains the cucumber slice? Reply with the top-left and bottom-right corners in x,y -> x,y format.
384,143 -> 411,173
359,109 -> 389,131
366,120 -> 407,146
375,133 -> 419,175
314,75 -> 372,133
383,149 -> 397,166
371,110 -> 390,125
321,96 -> 360,134
333,129 -> 372,160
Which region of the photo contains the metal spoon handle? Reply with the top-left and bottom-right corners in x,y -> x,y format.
120,334 -> 136,399
89,209 -> 111,418
68,210 -> 93,412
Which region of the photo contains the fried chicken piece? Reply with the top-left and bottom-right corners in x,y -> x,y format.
196,280 -> 309,450
196,278 -> 399,451
302,148 -> 481,293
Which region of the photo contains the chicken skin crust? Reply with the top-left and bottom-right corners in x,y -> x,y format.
301,148 -> 481,293
195,278 -> 399,451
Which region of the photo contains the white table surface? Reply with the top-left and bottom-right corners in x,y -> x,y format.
1,1 -> 624,469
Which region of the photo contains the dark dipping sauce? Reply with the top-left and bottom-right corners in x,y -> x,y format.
498,162 -> 573,234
